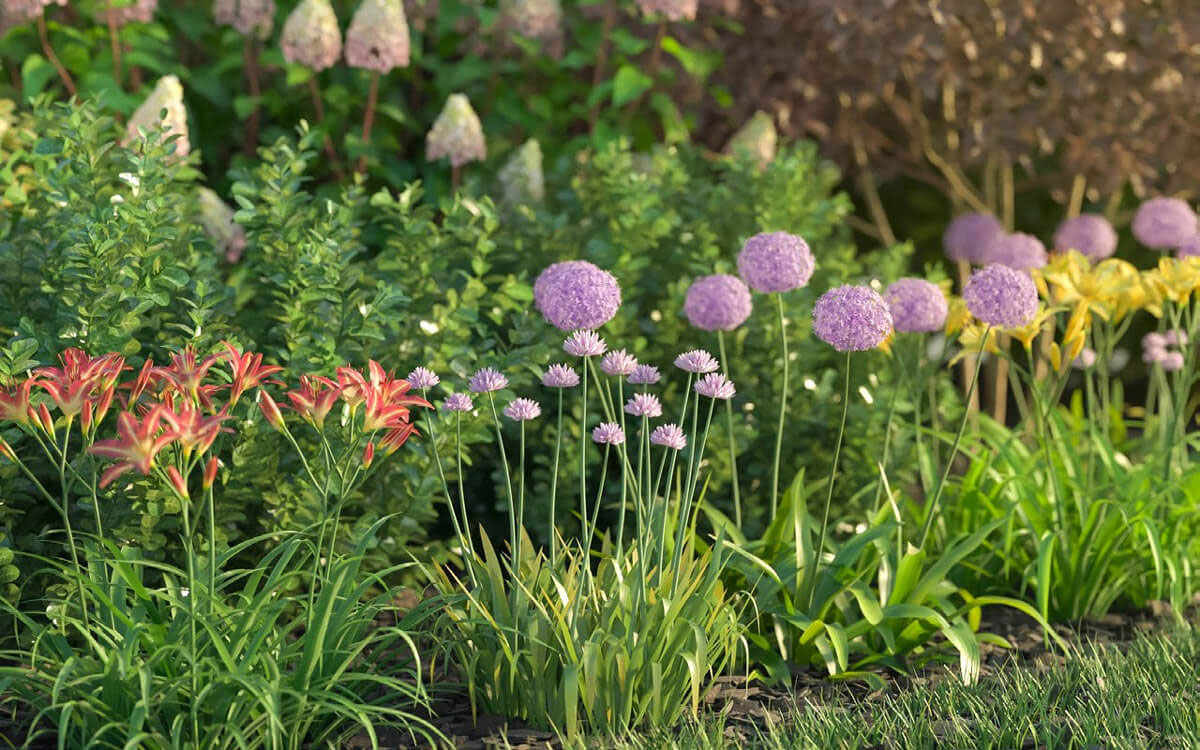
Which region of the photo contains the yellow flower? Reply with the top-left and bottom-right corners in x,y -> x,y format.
945,295 -> 971,336
949,322 -> 1000,365
1009,304 -> 1056,350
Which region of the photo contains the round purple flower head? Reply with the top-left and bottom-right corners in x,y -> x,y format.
534,261 -> 622,331
737,232 -> 815,294
884,278 -> 948,333
1072,348 -> 1097,369
695,373 -> 736,400
812,286 -> 893,352
674,350 -> 719,374
963,265 -> 1038,329
503,398 -> 541,421
943,213 -> 1003,264
468,367 -> 508,393
563,330 -> 607,358
981,232 -> 1047,270
1176,236 -> 1200,259
684,274 -> 753,331
1143,332 -> 1168,351
443,392 -> 474,412
650,423 -> 687,451
1165,330 -> 1188,347
600,349 -> 638,376
1133,197 -> 1198,250
1053,214 -> 1117,261
406,367 -> 439,389
624,393 -> 663,418
541,364 -> 580,388
592,422 -> 625,445
628,364 -> 661,385
1161,351 -> 1185,372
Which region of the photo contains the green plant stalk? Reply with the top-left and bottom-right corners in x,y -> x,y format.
615,378 -> 629,556
55,420 -> 90,631
455,412 -> 472,562
656,445 -> 681,586
421,397 -> 476,585
675,398 -> 716,591
918,326 -> 990,549
809,352 -> 851,608
586,445 -> 610,554
517,420 -> 526,562
580,357 -> 590,552
872,339 -> 909,514
175,476 -> 201,744
486,392 -> 518,568
717,330 -> 742,527
206,483 -> 217,613
771,293 -> 790,520
549,389 -> 564,567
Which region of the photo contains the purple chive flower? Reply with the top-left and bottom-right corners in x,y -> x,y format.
812,286 -> 894,352
443,393 -> 474,412
628,364 -> 661,385
563,330 -> 607,358
650,423 -> 687,450
468,367 -> 508,393
534,260 -> 622,331
674,349 -> 719,374
981,232 -> 1048,270
591,422 -> 626,445
1176,236 -> 1200,259
406,367 -> 439,389
1165,330 -> 1188,347
695,373 -> 736,400
1144,332 -> 1168,350
963,265 -> 1039,329
1143,345 -> 1168,364
884,278 -> 948,333
600,349 -> 638,376
1053,214 -> 1118,261
684,274 -> 753,331
1072,348 -> 1097,369
624,393 -> 663,418
1133,197 -> 1198,250
1161,351 -> 1185,372
737,232 -> 815,293
541,364 -> 580,388
503,397 -> 541,421
943,213 -> 1003,264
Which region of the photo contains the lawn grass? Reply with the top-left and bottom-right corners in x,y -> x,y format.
501,627 -> 1200,749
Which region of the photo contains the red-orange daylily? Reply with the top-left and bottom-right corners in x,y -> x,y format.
153,346 -> 221,405
159,396 -> 232,456
286,375 -> 342,428
0,379 -> 33,425
221,342 -> 283,406
88,407 -> 177,487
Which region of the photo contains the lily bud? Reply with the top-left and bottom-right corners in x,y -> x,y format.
258,391 -> 285,431
203,456 -> 220,489
167,466 -> 189,499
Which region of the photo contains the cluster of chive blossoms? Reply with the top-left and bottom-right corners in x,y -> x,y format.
1142,331 -> 1188,372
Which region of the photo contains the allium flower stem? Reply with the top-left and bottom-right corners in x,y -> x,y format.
37,15 -> 76,97
455,413 -> 472,560
717,330 -> 742,526
655,444 -> 679,587
549,389 -> 564,567
356,71 -> 381,174
770,294 -> 789,519
675,397 -> 715,587
486,392 -> 519,567
580,358 -> 589,550
517,420 -> 527,562
810,352 -> 850,608
918,327 -> 991,549
422,392 -> 477,585
615,379 -> 629,558
585,445 -> 610,556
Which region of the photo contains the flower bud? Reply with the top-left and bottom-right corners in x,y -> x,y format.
203,456 -> 220,489
258,390 -> 285,431
362,441 -> 375,469
167,466 -> 189,499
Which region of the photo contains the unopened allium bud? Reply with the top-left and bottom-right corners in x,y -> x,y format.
636,0 -> 697,22
426,93 -> 486,168
196,187 -> 247,263
498,139 -> 545,206
281,0 -> 342,72
125,75 -> 190,159
214,0 -> 275,38
345,0 -> 410,73
725,111 -> 777,168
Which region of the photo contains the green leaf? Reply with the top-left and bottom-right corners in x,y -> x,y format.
612,66 -> 653,108
661,37 -> 721,78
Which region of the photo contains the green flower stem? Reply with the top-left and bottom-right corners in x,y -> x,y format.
586,445 -> 611,554
55,420 -> 89,630
205,483 -> 217,613
517,420 -> 526,563
810,352 -> 851,607
655,445 -> 680,587
717,330 -> 742,527
580,358 -> 590,550
486,392 -> 518,568
422,395 -> 476,585
455,412 -> 472,563
771,293 -> 789,520
675,397 -> 716,587
549,389 -> 564,567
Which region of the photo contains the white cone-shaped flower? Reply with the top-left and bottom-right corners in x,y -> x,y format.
725,111 -> 777,168
125,75 -> 190,160
498,138 -> 544,206
214,0 -> 275,38
426,93 -> 486,168
197,188 -> 247,263
281,0 -> 342,72
345,0 -> 410,73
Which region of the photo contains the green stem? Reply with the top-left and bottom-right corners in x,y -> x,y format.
56,420 -> 89,630
549,389 -> 564,567
771,294 -> 790,520
809,352 -> 851,608
580,358 -> 590,549
517,421 -> 526,565
423,396 -> 475,585
486,392 -> 518,567
717,331 -> 742,527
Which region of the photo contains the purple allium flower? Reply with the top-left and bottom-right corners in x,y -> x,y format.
981,232 -> 1048,270
591,422 -> 625,445
600,349 -> 638,376
503,397 -> 541,421
963,265 -> 1039,329
650,423 -> 687,451
1144,332 -> 1168,351
281,0 -> 342,71
215,0 -> 275,38
534,260 -> 622,331
563,330 -> 607,358
628,365 -> 661,385
1165,330 -> 1188,347
1053,214 -> 1117,261
635,0 -> 697,21
406,367 -> 439,389
624,393 -> 663,418
426,93 -> 486,168
443,393 -> 474,412
1176,236 -> 1200,259
812,286 -> 893,352
125,75 -> 190,160
1133,197 -> 1198,250
884,278 -> 948,333
1072,348 -> 1097,369
674,349 -> 719,374
695,373 -> 736,400
468,367 -> 508,393
1161,351 -> 1185,372
1143,345 -> 1168,364
943,213 -> 1003,264
737,232 -> 815,294
345,0 -> 410,73
541,363 -> 580,388
684,274 -> 753,332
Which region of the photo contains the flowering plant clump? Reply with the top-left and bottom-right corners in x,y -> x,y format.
534,260 -> 623,331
